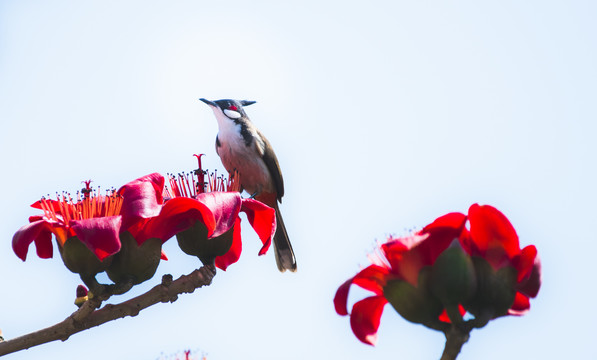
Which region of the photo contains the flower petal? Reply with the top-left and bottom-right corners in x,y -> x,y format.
334,265 -> 389,317
420,211 -> 468,262
350,296 -> 388,346
118,173 -> 165,230
334,278 -> 354,316
141,196 -> 216,243
517,248 -> 542,298
160,250 -> 169,261
381,238 -> 411,270
12,219 -> 55,261
468,204 -> 520,267
70,216 -> 122,261
438,304 -> 466,323
215,218 -> 242,271
423,212 -> 468,234
507,292 -> 531,316
353,265 -> 391,295
513,245 -> 537,282
240,198 -> 276,255
196,192 -> 242,238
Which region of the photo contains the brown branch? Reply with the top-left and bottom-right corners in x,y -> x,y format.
440,325 -> 470,360
0,266 -> 216,357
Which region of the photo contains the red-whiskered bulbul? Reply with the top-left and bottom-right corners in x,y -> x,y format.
199,98 -> 297,272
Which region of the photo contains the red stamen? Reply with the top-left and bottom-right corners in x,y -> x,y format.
38,183 -> 122,223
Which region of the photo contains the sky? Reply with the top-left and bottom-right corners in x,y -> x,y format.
0,1 -> 595,359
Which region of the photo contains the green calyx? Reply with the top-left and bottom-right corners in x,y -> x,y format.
176,220 -> 234,267
106,232 -> 162,288
383,267 -> 443,326
464,256 -> 517,319
430,243 -> 477,306
59,236 -> 112,277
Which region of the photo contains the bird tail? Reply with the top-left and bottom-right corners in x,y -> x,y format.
272,203 -> 297,272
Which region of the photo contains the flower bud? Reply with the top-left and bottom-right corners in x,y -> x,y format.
74,285 -> 89,307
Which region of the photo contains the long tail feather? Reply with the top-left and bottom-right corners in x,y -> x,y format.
273,203 -> 296,272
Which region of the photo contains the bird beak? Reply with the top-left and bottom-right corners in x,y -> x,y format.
199,98 -> 217,107
241,100 -> 256,106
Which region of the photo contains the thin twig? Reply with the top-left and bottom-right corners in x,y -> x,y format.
0,266 -> 216,357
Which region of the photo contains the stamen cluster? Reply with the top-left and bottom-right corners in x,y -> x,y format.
38,181 -> 123,223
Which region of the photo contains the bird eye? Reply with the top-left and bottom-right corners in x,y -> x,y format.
229,105 -> 238,111
223,109 -> 242,119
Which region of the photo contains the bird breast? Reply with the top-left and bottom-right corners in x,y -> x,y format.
216,124 -> 274,196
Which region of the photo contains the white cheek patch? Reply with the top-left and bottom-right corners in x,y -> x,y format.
223,109 -> 242,119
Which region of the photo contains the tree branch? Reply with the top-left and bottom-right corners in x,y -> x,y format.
440,324 -> 470,360
0,266 -> 216,357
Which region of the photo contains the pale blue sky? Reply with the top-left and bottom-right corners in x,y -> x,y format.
0,1 -> 595,359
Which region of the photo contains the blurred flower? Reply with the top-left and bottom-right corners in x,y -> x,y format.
141,155 -> 276,270
334,205 -> 541,346
461,204 -> 541,318
334,212 -> 467,345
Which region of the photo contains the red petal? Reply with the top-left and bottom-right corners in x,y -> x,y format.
196,192 -> 242,238
215,218 -> 242,271
333,265 -> 390,317
160,250 -> 169,261
140,196 -> 216,243
423,212 -> 467,234
118,173 -> 165,230
514,245 -> 537,282
381,238 -> 411,270
12,219 -> 55,261
507,292 -> 530,316
353,265 -> 391,295
240,198 -> 276,255
420,212 -> 468,262
70,216 -> 122,261
517,249 -> 542,298
438,304 -> 466,323
468,204 -> 520,267
31,199 -> 62,213
350,296 -> 388,346
334,278 -> 354,316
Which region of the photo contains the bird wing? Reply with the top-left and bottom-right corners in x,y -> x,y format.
257,129 -> 284,201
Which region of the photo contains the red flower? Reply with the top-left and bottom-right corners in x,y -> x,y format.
462,204 -> 541,317
12,174 -> 167,291
13,181 -> 124,263
334,212 -> 467,345
334,204 -> 541,346
138,155 -> 276,270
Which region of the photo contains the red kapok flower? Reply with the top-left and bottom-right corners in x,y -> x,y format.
138,155 -> 276,270
334,212 -> 468,345
12,174 -> 168,292
12,180 -> 124,263
462,204 -> 542,317
334,205 -> 542,346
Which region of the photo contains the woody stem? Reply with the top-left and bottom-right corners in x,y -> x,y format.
440,324 -> 470,360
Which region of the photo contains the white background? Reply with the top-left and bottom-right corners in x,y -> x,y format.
0,1 -> 595,359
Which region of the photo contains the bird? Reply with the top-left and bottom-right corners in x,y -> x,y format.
199,98 -> 297,272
